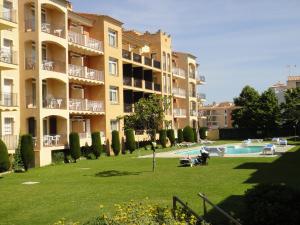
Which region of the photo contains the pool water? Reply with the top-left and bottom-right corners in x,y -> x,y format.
176,145 -> 264,156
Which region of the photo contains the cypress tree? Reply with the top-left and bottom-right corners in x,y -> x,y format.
0,139 -> 9,172
69,132 -> 81,162
20,135 -> 34,171
91,132 -> 102,159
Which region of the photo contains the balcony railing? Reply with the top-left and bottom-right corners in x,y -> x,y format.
69,98 -> 104,113
145,81 -> 153,90
43,134 -> 67,147
25,19 -> 35,32
0,48 -> 17,65
123,76 -> 132,86
133,53 -> 142,63
174,108 -> 187,117
0,135 -> 18,150
197,93 -> 206,100
0,92 -> 18,107
172,87 -> 186,97
124,103 -> 133,113
68,31 -> 103,52
153,60 -> 161,69
134,78 -> 142,88
154,83 -> 161,92
42,59 -> 66,73
78,132 -> 91,139
0,6 -> 16,23
25,57 -> 36,70
172,67 -> 186,78
190,110 -> 198,117
197,76 -> 206,83
43,97 -> 66,109
69,64 -> 104,82
122,49 -> 132,60
189,91 -> 196,98
144,57 -> 152,66
189,72 -> 196,79
41,22 -> 65,38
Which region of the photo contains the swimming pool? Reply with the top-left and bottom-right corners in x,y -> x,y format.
175,145 -> 264,156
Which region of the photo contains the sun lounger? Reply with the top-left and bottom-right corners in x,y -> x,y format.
272,138 -> 280,144
200,139 -> 214,144
176,142 -> 195,147
279,139 -> 287,146
262,144 -> 276,155
243,139 -> 251,145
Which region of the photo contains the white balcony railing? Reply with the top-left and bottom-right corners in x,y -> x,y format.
172,67 -> 186,78
68,31 -> 103,52
172,87 -> 186,97
173,108 -> 187,117
69,99 -> 104,113
69,64 -> 104,82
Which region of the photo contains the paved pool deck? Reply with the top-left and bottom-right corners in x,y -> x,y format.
139,143 -> 294,159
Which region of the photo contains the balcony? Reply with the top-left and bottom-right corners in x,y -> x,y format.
69,64 -> 104,83
124,103 -> 133,113
68,31 -> 103,55
189,72 -> 196,79
43,97 -> 66,109
1,135 -> 18,150
42,59 -> 66,74
0,48 -> 17,69
172,67 -> 186,79
41,22 -> 65,38
133,53 -> 142,63
0,92 -> 18,107
69,99 -> 104,114
0,6 -> 17,29
154,83 -> 161,92
174,108 -> 187,118
189,91 -> 196,98
122,49 -> 132,60
172,87 -> 186,98
145,81 -> 153,90
122,49 -> 161,70
26,96 -> 36,109
42,134 -> 67,147
123,76 -> 132,86
144,57 -> 152,66
134,78 -> 142,88
190,110 -> 198,117
196,75 -> 206,84
153,60 -> 161,69
197,93 -> 206,101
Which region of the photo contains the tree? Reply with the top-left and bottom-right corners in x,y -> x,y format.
159,129 -> 167,148
177,129 -> 183,143
281,87 -> 300,128
91,132 -> 102,159
0,139 -> 9,172
13,136 -> 24,172
125,129 -> 136,153
111,130 -> 120,156
183,126 -> 194,142
193,128 -> 198,143
69,132 -> 81,162
20,135 -> 34,171
232,86 -> 260,128
167,129 -> 175,146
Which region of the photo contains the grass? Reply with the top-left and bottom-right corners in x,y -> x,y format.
0,139 -> 299,225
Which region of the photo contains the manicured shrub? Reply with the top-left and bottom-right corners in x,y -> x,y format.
125,129 -> 136,153
159,129 -> 167,148
20,134 -> 34,171
167,129 -> 175,146
193,128 -> 198,143
111,131 -> 120,156
13,137 -> 24,172
0,139 -> 9,172
177,129 -> 183,143
69,132 -> 81,162
183,126 -> 194,142
244,184 -> 300,225
91,132 -> 103,159
52,151 -> 65,164
199,127 -> 208,139
86,153 -> 96,160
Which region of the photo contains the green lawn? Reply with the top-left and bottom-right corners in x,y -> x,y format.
0,141 -> 299,225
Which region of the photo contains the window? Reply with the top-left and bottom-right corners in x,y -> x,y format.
109,57 -> 118,76
167,75 -> 171,94
162,52 -> 166,71
167,53 -> 171,72
4,118 -> 13,135
163,74 -> 167,93
109,86 -> 119,104
108,29 -> 117,47
110,120 -> 119,131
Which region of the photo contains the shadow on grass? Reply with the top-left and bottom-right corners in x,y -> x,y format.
95,170 -> 142,177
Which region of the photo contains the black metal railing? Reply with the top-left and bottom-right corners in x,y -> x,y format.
124,103 -> 133,113
42,59 -> 66,73
0,6 -> 17,23
145,81 -> 153,90
123,76 -> 132,86
122,49 -> 131,60
0,92 -> 18,107
0,48 -> 17,65
144,57 -> 152,66
153,60 -> 161,69
133,53 -> 142,63
134,78 -> 142,88
154,83 -> 161,92
172,196 -> 202,223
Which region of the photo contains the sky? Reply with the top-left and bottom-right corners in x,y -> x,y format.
71,0 -> 300,104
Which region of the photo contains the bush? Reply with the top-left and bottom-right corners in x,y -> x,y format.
81,144 -> 92,158
0,139 -> 9,172
183,126 -> 194,142
167,129 -> 175,146
178,129 -> 183,143
52,151 -> 65,164
20,134 -> 34,171
193,128 -> 198,142
159,129 -> 167,148
244,184 -> 300,225
125,129 -> 136,153
111,131 -> 120,156
91,132 -> 103,159
199,127 -> 208,139
86,153 -> 96,160
13,136 -> 24,172
69,132 -> 81,162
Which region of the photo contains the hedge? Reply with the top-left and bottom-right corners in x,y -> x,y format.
91,132 -> 102,158
183,126 -> 194,142
111,130 -> 120,156
159,129 -> 167,148
167,129 -> 175,146
0,139 -> 9,172
69,132 -> 81,162
20,134 -> 34,171
199,127 -> 208,139
125,129 -> 136,153
177,129 -> 183,143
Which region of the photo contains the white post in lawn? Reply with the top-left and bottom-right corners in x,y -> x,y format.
152,142 -> 157,172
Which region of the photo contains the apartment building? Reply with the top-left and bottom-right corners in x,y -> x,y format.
7,0 -> 205,166
0,0 -> 19,154
199,102 -> 236,129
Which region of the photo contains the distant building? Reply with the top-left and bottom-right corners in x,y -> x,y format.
287,76 -> 300,89
198,102 -> 238,129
